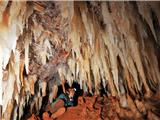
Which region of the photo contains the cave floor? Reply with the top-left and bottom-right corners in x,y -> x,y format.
27,94 -> 160,120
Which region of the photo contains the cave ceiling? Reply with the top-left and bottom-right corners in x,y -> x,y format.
0,1 -> 160,119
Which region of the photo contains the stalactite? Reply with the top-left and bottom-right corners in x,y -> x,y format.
0,1 -> 160,119
0,48 -> 3,106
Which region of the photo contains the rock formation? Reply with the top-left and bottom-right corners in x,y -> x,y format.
0,1 -> 160,120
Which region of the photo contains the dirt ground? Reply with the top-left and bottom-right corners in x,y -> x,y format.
27,95 -> 160,120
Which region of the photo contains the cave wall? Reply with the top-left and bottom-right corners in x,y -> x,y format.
0,1 -> 160,119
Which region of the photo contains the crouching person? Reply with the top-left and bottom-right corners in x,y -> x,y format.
45,87 -> 77,119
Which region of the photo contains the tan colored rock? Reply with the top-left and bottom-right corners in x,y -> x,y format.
135,99 -> 146,114
147,110 -> 160,120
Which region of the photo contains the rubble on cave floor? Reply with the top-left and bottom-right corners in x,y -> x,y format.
27,93 -> 160,120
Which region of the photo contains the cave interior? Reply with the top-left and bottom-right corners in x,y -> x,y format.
0,1 -> 160,120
